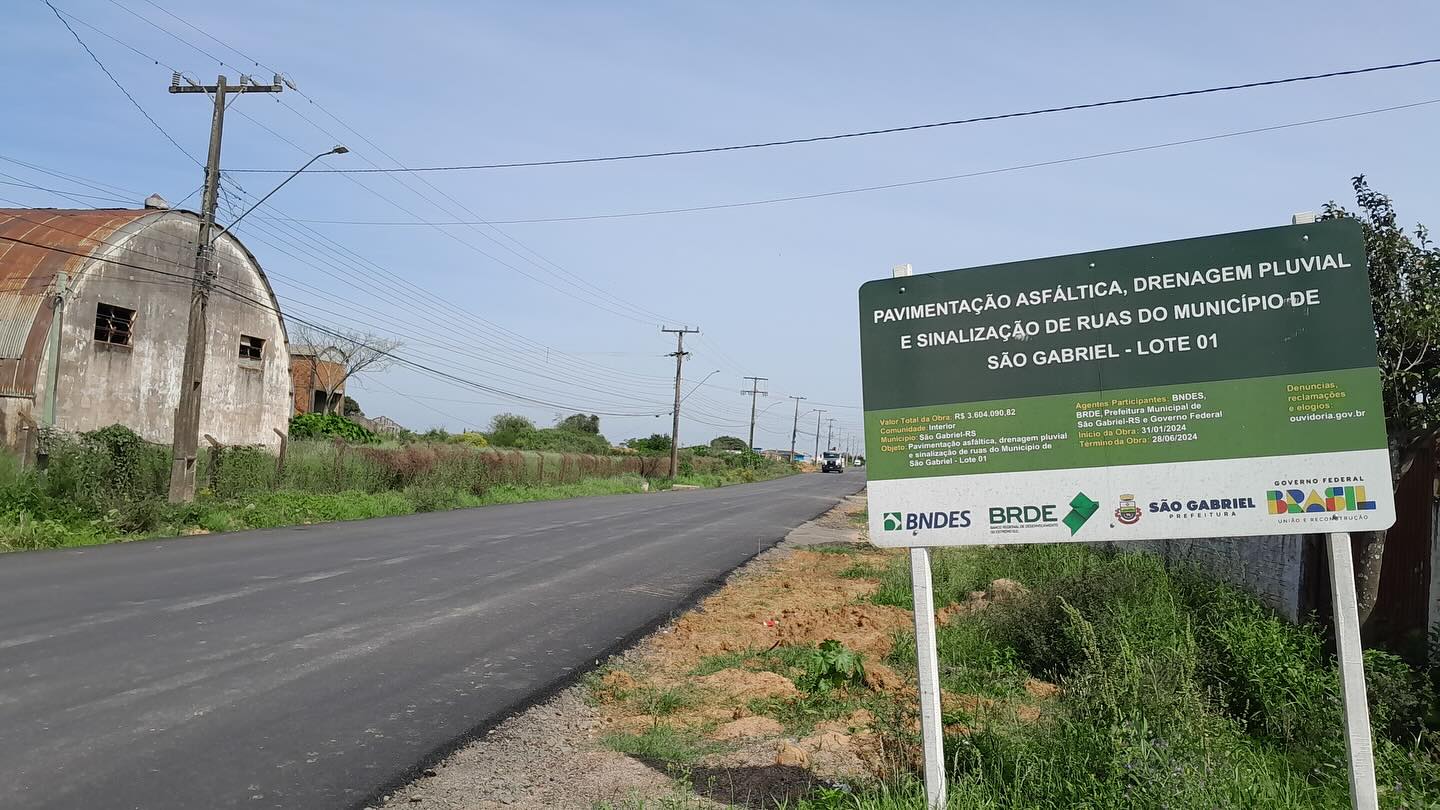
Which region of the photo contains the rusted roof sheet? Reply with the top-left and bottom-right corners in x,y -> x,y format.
0,208 -> 155,294
0,292 -> 43,361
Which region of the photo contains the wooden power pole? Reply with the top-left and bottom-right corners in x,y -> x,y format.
663,326 -> 700,477
741,376 -> 768,452
788,395 -> 806,463
166,73 -> 282,503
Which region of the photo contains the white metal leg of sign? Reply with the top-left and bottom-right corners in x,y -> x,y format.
909,546 -> 947,808
1327,532 -> 1379,810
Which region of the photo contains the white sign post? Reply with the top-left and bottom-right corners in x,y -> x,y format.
1328,532 -> 1380,810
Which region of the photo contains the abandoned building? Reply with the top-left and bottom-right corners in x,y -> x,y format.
0,205 -> 293,454
289,344 -> 347,414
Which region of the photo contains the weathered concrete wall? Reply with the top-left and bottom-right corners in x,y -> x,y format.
31,212 -> 291,450
0,395 -> 37,454
1120,535 -> 1307,621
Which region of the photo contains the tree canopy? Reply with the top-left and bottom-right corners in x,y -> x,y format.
557,413 -> 601,434
1322,175 -> 1440,460
709,435 -> 749,452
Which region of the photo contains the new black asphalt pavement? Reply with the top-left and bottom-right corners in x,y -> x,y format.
0,471 -> 864,809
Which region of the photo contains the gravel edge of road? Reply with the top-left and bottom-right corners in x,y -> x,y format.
358,485 -> 867,810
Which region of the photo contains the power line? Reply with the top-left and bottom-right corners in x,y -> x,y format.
0,231 -> 667,417
227,56 -> 1440,174
264,98 -> 1440,227
43,0 -> 200,167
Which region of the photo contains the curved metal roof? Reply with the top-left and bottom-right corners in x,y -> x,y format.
0,209 -> 156,294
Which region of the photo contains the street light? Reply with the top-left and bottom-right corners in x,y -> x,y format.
211,145 -> 347,242
679,369 -> 722,404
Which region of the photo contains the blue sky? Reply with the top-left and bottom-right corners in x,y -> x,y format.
4,1 -> 1438,450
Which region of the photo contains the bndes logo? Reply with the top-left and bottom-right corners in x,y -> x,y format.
882,510 -> 973,531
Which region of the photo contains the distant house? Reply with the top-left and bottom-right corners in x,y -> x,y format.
761,449 -> 808,463
353,415 -> 403,435
0,205 -> 292,454
290,344 -> 347,414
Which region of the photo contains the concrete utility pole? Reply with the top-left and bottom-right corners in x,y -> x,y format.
663,326 -> 700,477
788,396 -> 807,462
826,417 -> 836,452
741,376 -> 768,452
166,73 -> 282,503
813,409 -> 826,459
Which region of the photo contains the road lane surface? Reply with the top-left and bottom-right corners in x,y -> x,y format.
0,472 -> 864,809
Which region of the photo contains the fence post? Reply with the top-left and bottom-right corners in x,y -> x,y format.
537,453 -> 545,484
203,434 -> 221,493
273,428 -> 287,485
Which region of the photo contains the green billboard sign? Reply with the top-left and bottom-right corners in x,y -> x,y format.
859,219 -> 1395,547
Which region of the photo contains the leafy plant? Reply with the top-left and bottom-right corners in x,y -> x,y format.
288,412 -> 377,443
797,639 -> 865,694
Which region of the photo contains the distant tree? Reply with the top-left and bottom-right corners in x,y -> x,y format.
289,323 -> 402,414
487,413 -> 537,448
556,413 -> 601,434
342,395 -> 363,417
1321,175 -> 1440,637
625,433 -> 673,455
710,435 -> 748,452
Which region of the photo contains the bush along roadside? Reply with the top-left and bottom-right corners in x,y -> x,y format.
0,424 -> 796,552
841,543 -> 1440,809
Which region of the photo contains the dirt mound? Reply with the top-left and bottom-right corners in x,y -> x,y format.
937,578 -> 1033,625
1024,677 -> 1060,699
711,716 -> 783,740
695,669 -> 798,701
862,662 -> 906,693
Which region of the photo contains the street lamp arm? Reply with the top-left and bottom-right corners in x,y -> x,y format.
210,146 -> 347,243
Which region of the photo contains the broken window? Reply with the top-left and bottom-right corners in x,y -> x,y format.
239,334 -> 265,361
94,303 -> 135,346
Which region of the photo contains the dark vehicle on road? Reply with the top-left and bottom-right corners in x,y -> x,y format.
820,451 -> 845,473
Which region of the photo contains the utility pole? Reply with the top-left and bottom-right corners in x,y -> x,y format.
663,326 -> 700,477
788,396 -> 806,462
166,73 -> 282,503
813,409 -> 826,459
826,417 -> 836,452
741,376 -> 768,452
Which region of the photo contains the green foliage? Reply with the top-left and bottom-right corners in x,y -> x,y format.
556,413 -> 601,434
602,725 -> 717,765
709,435 -> 749,452
625,433 -> 673,455
505,427 -> 612,455
288,412 -> 377,443
1322,176 -> 1440,447
797,639 -> 865,694
341,395 -> 363,417
487,413 -> 536,447
865,544 -> 1440,807
448,431 -> 489,448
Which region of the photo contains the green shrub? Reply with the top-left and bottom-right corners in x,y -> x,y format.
449,432 -> 489,448
797,639 -> 865,694
288,412 -> 377,443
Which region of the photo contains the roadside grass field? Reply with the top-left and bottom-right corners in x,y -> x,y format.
589,535 -> 1440,809
0,427 -> 796,552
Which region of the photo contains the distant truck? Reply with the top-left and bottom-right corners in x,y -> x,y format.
820,451 -> 845,473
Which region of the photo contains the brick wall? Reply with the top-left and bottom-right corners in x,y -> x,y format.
290,356 -> 346,413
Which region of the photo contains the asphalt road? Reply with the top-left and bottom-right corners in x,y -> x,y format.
0,471 -> 864,809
